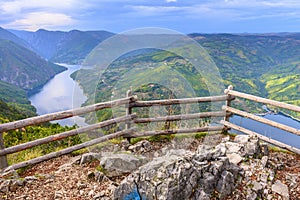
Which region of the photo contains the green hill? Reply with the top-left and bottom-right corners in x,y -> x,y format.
0,39 -> 66,91
0,80 -> 36,117
73,33 -> 300,120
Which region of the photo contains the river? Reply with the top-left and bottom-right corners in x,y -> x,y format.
230,113 -> 300,149
29,64 -> 87,126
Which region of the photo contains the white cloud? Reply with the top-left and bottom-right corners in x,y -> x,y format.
166,0 -> 177,2
5,12 -> 76,31
0,0 -> 77,14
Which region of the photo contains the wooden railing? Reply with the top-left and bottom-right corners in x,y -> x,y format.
0,86 -> 299,172
221,86 -> 300,154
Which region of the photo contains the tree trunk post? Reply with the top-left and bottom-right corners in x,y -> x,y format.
0,132 -> 8,170
125,90 -> 133,142
223,85 -> 234,132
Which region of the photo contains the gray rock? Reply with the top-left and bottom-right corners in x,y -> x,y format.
227,153 -> 243,165
252,181 -> 263,198
261,156 -> 268,168
196,144 -> 226,161
234,135 -> 249,144
216,171 -> 235,199
225,142 -> 242,154
244,141 -> 260,156
128,140 -> 151,153
120,139 -> 130,150
69,155 -> 82,165
221,136 -> 230,142
114,146 -> 241,200
100,152 -> 147,177
271,180 -> 289,200
80,153 -> 101,165
166,149 -> 193,157
214,143 -> 227,158
94,171 -> 110,182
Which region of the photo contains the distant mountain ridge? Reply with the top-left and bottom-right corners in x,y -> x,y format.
0,27 -> 32,50
11,29 -> 114,64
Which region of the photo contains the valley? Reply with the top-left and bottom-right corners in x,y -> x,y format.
0,26 -> 299,165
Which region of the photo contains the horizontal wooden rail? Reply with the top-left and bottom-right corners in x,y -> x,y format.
0,96 -> 136,133
223,106 -> 300,136
220,120 -> 300,155
134,111 -> 226,123
131,95 -> 228,107
4,128 -> 137,172
123,126 -> 224,138
0,114 -> 137,156
225,89 -> 300,113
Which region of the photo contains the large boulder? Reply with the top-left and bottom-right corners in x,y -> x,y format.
113,147 -> 242,200
100,152 -> 147,177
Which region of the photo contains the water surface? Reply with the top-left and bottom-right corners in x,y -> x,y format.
29,64 -> 87,126
230,113 -> 300,149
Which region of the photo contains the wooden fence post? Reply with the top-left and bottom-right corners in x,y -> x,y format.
223,85 -> 235,132
0,132 -> 8,170
125,90 -> 133,142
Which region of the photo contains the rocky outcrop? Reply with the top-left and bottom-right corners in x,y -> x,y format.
100,152 -> 147,177
113,135 -> 262,200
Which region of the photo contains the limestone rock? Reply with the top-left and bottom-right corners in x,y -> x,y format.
80,153 -> 101,165
227,153 -> 243,165
128,140 -> 151,153
271,180 -> 289,200
100,152 -> 147,177
114,148 -> 240,200
234,135 -> 249,144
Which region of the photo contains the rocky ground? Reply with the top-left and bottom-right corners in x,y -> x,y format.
0,134 -> 299,200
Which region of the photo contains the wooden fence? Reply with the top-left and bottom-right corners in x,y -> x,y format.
0,86 -> 299,172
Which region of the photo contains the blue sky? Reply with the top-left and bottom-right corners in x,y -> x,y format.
1,0 -> 300,33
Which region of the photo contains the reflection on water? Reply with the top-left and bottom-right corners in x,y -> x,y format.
230,113 -> 300,148
29,64 -> 87,126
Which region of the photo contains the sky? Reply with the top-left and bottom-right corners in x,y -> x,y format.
1,0 -> 300,34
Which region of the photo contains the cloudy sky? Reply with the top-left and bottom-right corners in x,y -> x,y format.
1,0 -> 300,33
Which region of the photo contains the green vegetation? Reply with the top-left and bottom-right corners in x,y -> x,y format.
0,81 -> 36,118
1,29 -> 300,167
0,39 -> 66,91
2,122 -> 82,165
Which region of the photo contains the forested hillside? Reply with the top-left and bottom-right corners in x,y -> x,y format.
73,33 -> 300,121
11,29 -> 114,64
0,39 -> 66,91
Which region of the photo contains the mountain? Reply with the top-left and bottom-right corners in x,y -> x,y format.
73,33 -> 300,121
0,27 -> 32,50
0,39 -> 66,91
191,34 -> 300,101
11,29 -> 114,64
